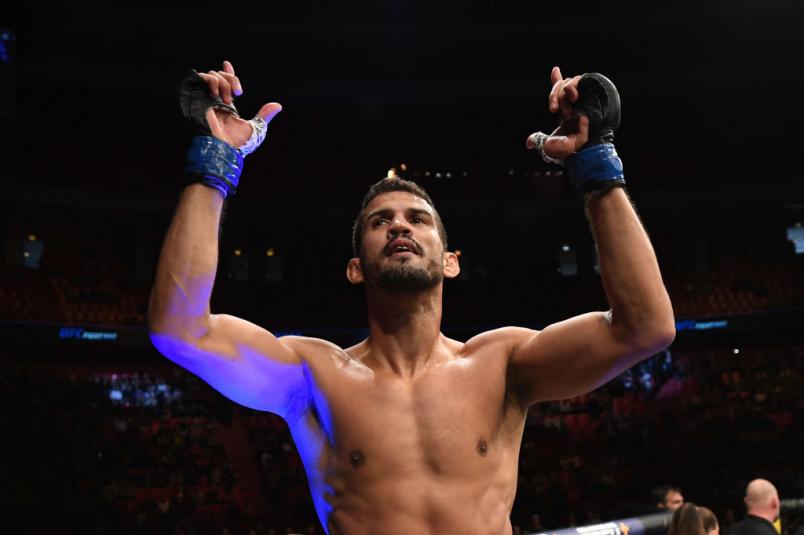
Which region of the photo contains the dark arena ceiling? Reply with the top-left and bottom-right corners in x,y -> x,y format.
2,1 -> 803,202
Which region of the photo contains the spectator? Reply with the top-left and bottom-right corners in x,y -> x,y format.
654,485 -> 685,512
729,479 -> 780,535
528,513 -> 546,533
699,506 -> 720,535
669,503 -> 706,535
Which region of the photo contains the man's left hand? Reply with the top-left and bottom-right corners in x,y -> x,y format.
533,66 -> 590,161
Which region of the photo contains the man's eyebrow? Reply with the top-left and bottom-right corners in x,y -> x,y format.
365,208 -> 394,221
365,207 -> 433,221
407,208 -> 433,218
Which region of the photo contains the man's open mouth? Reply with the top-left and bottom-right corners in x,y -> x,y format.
386,238 -> 419,256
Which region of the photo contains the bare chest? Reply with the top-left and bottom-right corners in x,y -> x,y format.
299,356 -> 521,480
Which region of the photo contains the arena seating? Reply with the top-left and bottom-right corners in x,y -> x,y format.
4,344 -> 801,534
666,254 -> 804,318
2,248 -> 802,326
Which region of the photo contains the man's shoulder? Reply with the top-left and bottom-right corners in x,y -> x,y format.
464,326 -> 541,351
459,326 -> 542,365
729,516 -> 778,535
280,335 -> 350,365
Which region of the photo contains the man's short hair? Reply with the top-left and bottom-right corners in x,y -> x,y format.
652,485 -> 682,508
351,178 -> 448,257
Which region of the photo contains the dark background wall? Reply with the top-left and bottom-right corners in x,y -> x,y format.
4,1 -> 804,196
1,5 -> 803,533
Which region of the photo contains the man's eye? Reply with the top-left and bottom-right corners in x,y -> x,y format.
373,219 -> 387,227
412,218 -> 426,224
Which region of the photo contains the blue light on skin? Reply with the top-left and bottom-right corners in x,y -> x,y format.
287,383 -> 336,527
150,329 -> 336,525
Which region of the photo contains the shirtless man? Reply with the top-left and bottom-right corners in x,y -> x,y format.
148,60 -> 675,534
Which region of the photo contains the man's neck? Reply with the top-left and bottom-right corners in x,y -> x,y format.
748,510 -> 776,525
364,286 -> 445,378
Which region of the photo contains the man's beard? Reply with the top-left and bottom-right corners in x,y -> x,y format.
364,255 -> 443,294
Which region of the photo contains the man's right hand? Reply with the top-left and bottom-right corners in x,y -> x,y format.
196,60 -> 283,148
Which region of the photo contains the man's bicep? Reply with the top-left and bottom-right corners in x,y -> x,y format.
509,311 -> 637,404
150,314 -> 309,418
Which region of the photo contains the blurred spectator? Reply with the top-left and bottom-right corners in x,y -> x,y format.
655,485 -> 686,512
699,506 -> 720,535
729,479 -> 780,535
528,513 -> 546,533
670,503 -> 706,535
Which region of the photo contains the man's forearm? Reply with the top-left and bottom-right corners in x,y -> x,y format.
585,187 -> 675,348
148,184 -> 224,338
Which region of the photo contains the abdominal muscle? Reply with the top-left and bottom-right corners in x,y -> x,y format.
323,472 -> 517,535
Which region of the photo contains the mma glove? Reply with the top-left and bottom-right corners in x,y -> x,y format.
531,73 -> 626,194
179,70 -> 267,198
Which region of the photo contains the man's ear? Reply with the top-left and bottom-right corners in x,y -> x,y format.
443,251 -> 460,279
346,257 -> 364,285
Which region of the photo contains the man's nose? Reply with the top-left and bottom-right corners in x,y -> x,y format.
388,217 -> 412,235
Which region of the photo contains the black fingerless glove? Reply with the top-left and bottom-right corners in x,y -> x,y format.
566,73 -> 626,194
178,70 -> 243,199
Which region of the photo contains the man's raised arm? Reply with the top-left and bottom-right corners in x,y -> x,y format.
147,61 -> 306,418
506,67 -> 675,404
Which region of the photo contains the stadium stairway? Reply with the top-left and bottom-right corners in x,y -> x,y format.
217,409 -> 268,514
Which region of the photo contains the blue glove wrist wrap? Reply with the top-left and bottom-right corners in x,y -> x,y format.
184,136 -> 244,198
566,143 -> 626,193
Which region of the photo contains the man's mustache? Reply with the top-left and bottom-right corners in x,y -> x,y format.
384,237 -> 422,256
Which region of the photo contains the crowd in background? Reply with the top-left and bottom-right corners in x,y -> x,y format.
3,342 -> 802,534
2,205 -> 802,329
